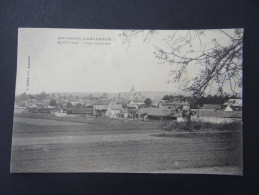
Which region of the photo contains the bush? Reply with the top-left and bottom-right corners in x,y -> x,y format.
159,120 -> 242,132
216,121 -> 242,131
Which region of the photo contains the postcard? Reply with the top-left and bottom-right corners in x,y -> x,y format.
11,28 -> 243,174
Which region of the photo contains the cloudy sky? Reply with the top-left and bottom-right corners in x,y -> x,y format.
16,28 -> 240,95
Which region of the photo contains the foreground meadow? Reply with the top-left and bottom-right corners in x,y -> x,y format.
11,117 -> 243,174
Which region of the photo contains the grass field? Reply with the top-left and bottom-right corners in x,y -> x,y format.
11,117 -> 243,174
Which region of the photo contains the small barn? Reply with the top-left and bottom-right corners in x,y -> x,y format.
126,100 -> 138,110
93,99 -> 111,116
106,101 -> 129,118
223,99 -> 242,111
14,105 -> 27,114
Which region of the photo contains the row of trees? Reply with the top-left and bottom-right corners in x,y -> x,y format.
162,94 -> 239,108
16,92 -> 110,102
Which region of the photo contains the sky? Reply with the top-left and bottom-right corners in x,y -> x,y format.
15,28 -> 242,95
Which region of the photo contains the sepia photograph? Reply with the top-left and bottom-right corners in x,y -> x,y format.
11,28 -> 243,174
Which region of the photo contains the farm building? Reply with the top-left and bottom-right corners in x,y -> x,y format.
93,99 -> 111,116
151,100 -> 160,107
106,101 -> 129,118
223,99 -> 242,111
51,108 -> 67,117
126,100 -> 138,110
133,99 -> 145,107
115,98 -> 128,106
14,104 -> 27,114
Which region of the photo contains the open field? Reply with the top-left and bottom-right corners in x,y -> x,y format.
11,117 -> 243,174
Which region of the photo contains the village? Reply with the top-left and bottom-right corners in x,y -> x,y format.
14,87 -> 242,125
10,28 -> 244,174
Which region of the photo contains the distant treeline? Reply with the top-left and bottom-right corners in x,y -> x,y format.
17,92 -> 239,109
16,91 -> 90,101
162,94 -> 239,108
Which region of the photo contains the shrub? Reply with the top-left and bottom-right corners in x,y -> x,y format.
216,121 -> 242,131
159,120 -> 242,132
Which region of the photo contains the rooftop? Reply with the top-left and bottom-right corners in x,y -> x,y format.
94,99 -> 111,105
223,99 -> 242,107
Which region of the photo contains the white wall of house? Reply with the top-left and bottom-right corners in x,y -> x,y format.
224,106 -> 233,111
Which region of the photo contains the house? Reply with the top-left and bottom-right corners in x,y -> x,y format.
51,108 -> 67,117
224,106 -> 233,111
202,104 -> 222,110
26,103 -> 37,109
151,100 -> 160,108
26,99 -> 50,108
14,104 -> 27,114
115,98 -> 128,106
158,99 -> 190,110
106,101 -> 129,118
71,101 -> 81,106
126,100 -> 138,110
93,99 -> 111,116
223,99 -> 242,111
133,99 -> 145,108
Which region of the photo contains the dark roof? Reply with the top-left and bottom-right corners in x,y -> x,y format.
137,108 -> 172,117
120,108 -> 128,113
110,104 -> 123,110
94,99 -> 111,105
223,99 -> 242,107
115,99 -> 128,105
37,108 -> 52,113
203,104 -> 222,109
127,101 -> 138,108
88,99 -> 97,106
133,99 -> 145,104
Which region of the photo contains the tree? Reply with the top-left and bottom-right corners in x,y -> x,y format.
102,93 -> 108,99
162,95 -> 170,100
144,98 -> 152,107
168,95 -> 174,100
16,92 -> 28,101
49,99 -> 57,107
121,29 -> 243,98
36,91 -> 48,100
75,103 -> 82,109
68,94 -> 74,100
57,102 -> 63,108
28,94 -> 35,99
67,102 -> 72,108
